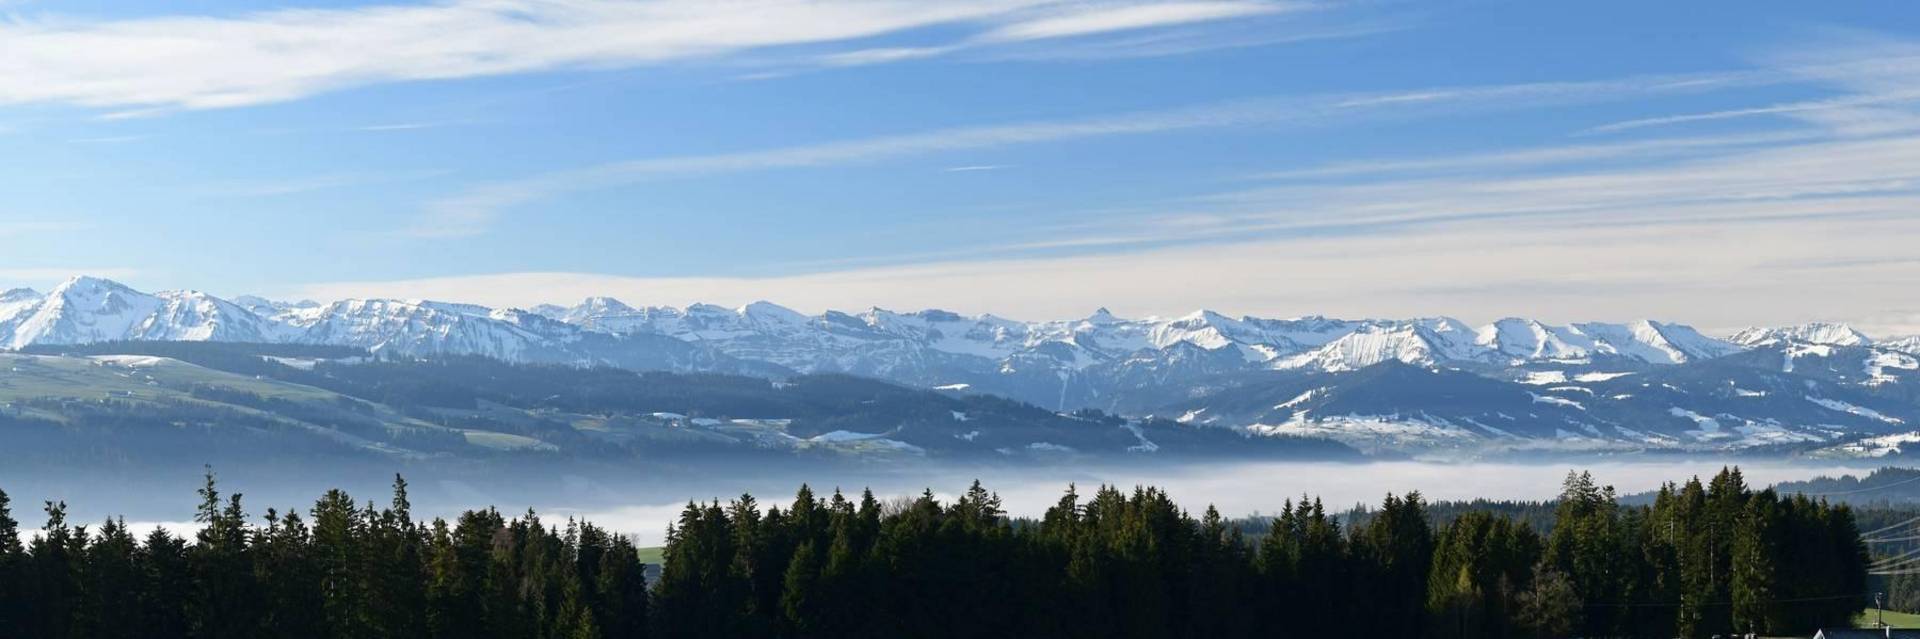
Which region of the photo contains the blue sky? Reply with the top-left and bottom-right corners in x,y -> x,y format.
4,0 -> 1920,333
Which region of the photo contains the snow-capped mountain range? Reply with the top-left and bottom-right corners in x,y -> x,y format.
7,276 -> 1920,456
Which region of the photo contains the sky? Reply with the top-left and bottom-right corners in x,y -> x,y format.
4,0 -> 1920,335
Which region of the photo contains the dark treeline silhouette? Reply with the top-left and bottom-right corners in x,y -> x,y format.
0,467 -> 1868,638
0,472 -> 649,639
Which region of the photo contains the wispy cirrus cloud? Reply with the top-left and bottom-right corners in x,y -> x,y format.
0,0 -> 1301,114
493,39 -> 1920,328
407,69 -> 1767,237
1581,91 -> 1920,135
311,37 -> 1920,333
803,1 -> 1323,68
977,1 -> 1291,42
186,169 -> 451,199
295,208 -> 1920,332
1248,130 -> 1818,180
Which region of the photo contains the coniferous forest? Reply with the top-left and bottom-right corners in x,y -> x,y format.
0,468 -> 1869,638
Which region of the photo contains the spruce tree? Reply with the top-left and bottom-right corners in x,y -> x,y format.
81,517 -> 143,639
139,527 -> 193,639
0,488 -> 23,633
28,501 -> 83,639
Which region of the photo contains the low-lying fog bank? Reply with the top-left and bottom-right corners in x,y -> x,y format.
3,459 -> 1896,547
556,460 -> 1880,546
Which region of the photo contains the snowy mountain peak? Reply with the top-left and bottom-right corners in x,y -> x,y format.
231,294 -> 284,316
4,276 -> 165,348
0,288 -> 42,327
1476,317 -> 1597,361
1563,320 -> 1738,365
56,274 -> 128,290
0,275 -> 1888,417
53,277 -> 148,303
1729,322 -> 1872,348
1172,309 -> 1233,324
739,300 -> 807,324
578,296 -> 636,314
1274,321 -> 1470,372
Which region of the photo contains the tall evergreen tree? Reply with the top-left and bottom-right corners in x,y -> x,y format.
189,469 -> 261,638
0,488 -> 24,633
27,501 -> 83,639
139,528 -> 192,639
0,468 -> 1871,639
80,517 -> 143,639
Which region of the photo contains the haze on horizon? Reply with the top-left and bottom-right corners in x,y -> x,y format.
3,1 -> 1920,334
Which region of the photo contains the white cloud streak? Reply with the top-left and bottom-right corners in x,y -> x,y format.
294,210 -> 1920,333
814,1 -> 1314,67
353,40 -> 1920,332
1582,91 -> 1920,135
977,1 -> 1291,42
0,0 -> 1296,113
411,69 -> 1766,237
1250,130 -> 1819,180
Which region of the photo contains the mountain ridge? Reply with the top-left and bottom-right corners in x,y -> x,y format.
5,276 -> 1916,387
7,275 -> 1920,457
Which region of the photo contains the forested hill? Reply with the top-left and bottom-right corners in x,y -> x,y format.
2,342 -> 1356,469
0,467 -> 1870,638
1772,467 -> 1920,507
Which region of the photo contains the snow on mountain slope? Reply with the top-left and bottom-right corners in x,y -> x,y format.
279,298 -> 558,360
2,276 -> 166,349
136,290 -> 289,342
1571,320 -> 1740,365
1275,321 -> 1475,372
1882,336 -> 1920,355
0,276 -> 1781,379
1729,322 -> 1872,347
0,288 -> 41,326
0,277 -> 293,348
858,308 -> 1030,360
1458,318 -> 1740,367
1477,318 -> 1600,361
538,294 -> 1751,376
0,275 -> 1903,409
7,275 -> 1920,456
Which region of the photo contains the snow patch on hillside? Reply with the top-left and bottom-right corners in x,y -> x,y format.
1806,396 -> 1904,425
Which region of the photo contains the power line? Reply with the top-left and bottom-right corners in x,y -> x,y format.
1863,514 -> 1920,538
1872,547 -> 1920,569
1798,472 -> 1920,497
1869,555 -> 1920,571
